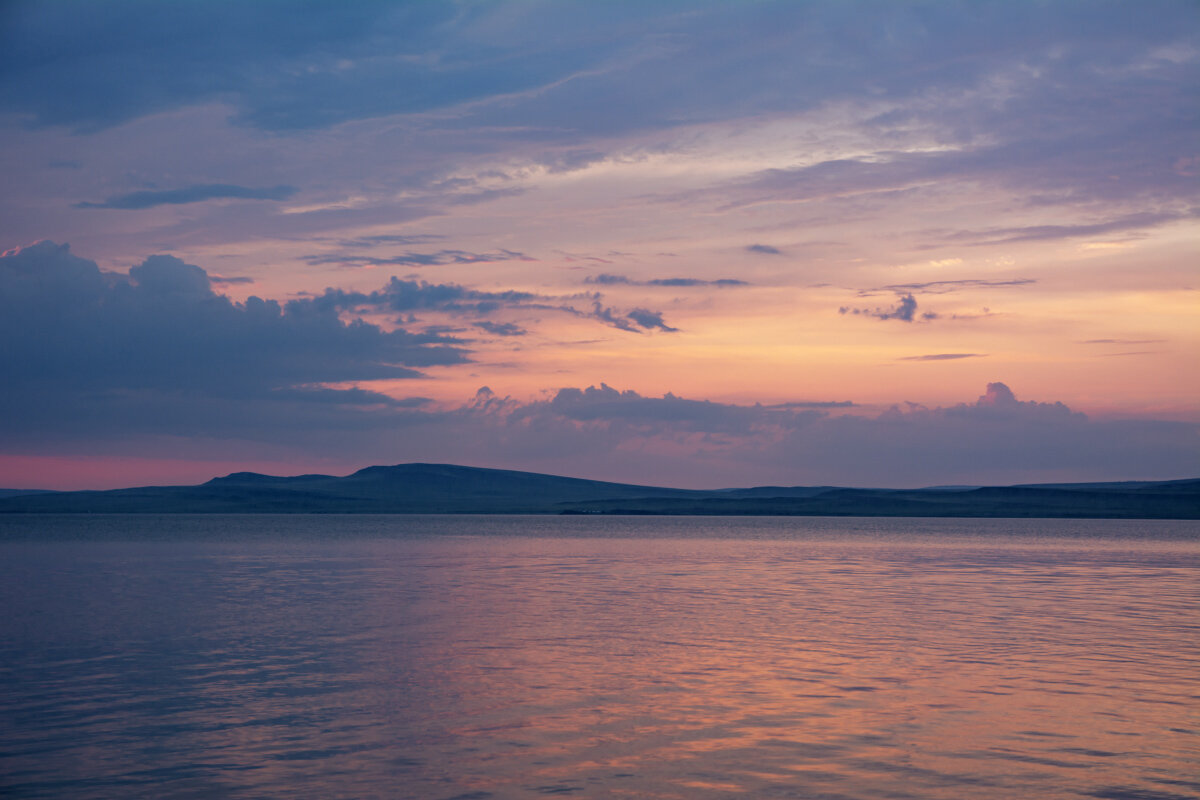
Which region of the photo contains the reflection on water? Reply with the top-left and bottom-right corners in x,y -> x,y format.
1,515 -> 1198,799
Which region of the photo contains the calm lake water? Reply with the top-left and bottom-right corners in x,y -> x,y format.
1,515 -> 1198,799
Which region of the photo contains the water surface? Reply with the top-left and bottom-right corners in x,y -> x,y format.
2,515 -> 1197,799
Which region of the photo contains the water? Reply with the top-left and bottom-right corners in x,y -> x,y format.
1,515 -> 1197,799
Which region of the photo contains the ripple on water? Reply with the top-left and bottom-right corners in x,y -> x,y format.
0,514 -> 1197,799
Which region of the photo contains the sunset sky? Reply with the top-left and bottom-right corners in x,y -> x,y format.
1,0 -> 1197,490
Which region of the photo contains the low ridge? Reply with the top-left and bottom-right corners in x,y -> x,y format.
0,464 -> 1196,518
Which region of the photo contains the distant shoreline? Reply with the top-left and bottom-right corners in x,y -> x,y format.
1,464 -> 1196,520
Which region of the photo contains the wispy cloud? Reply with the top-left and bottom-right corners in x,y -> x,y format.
331,234 -> 446,248
75,184 -> 296,209
899,353 -> 986,361
939,212 -> 1191,246
585,273 -> 748,287
1081,339 -> 1165,345
864,279 -> 1035,296
304,249 -> 535,269
309,274 -> 678,335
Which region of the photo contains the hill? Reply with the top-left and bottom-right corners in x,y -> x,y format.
0,464 -> 1196,518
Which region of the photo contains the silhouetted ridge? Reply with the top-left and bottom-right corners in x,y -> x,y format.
205,472 -> 333,485
1,464 -> 1196,517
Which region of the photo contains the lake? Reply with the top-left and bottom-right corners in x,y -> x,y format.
1,515 -> 1197,799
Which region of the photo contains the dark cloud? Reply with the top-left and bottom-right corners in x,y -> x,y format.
444,186 -> 527,206
473,321 -> 527,337
415,382 -> 1199,488
304,248 -> 534,269
900,353 -> 987,361
539,149 -> 607,174
310,277 -> 538,316
209,275 -> 255,286
75,184 -> 297,209
531,384 -> 818,435
585,273 -> 748,287
765,401 -> 856,410
581,302 -> 677,334
8,1 -> 1190,167
0,2 -> 623,132
2,266 -> 1193,486
586,273 -> 632,285
626,308 -> 678,332
307,274 -> 679,334
840,293 -> 932,322
331,234 -> 445,248
0,240 -> 467,445
746,244 -> 782,255
886,295 -> 919,322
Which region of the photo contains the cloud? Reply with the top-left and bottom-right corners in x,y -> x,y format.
75,184 -> 296,209
377,381 -> 1197,488
467,381 -> 1198,487
840,293 -> 936,322
746,244 -> 782,255
310,276 -> 676,334
586,273 -> 633,285
899,353 -> 986,361
626,308 -> 678,332
303,248 -> 534,269
2,265 -> 1193,488
1081,339 -> 1165,345
940,211 -> 1193,246
0,2 -> 614,132
473,321 -> 527,337
585,273 -> 748,287
866,279 -> 1036,295
331,234 -> 445,248
531,384 -> 819,435
0,240 -> 468,445
583,302 -> 678,334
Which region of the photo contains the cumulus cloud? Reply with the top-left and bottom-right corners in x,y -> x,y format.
2,264 -> 1193,488
75,184 -> 297,209
0,241 -> 472,447
431,381 -> 1198,488
0,242 -> 690,452
0,241 -> 464,389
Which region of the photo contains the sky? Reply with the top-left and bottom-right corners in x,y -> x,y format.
1,0 -> 1197,490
